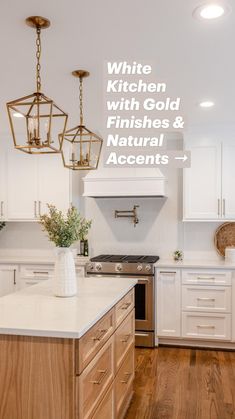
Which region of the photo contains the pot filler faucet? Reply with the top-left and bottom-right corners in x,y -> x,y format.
115,205 -> 139,227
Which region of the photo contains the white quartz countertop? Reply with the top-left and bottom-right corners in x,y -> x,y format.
0,277 -> 137,338
155,259 -> 235,269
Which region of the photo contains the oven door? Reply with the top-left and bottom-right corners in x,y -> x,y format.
135,276 -> 154,331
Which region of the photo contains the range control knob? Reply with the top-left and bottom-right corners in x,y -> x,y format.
116,263 -> 123,272
137,264 -> 143,271
95,263 -> 102,272
145,264 -> 152,272
87,263 -> 94,271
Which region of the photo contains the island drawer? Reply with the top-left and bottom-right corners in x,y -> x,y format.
115,309 -> 135,372
76,308 -> 115,374
182,312 -> 231,340
182,285 -> 231,313
92,385 -> 114,419
77,335 -> 114,419
182,269 -> 232,286
115,289 -> 134,328
115,344 -> 134,418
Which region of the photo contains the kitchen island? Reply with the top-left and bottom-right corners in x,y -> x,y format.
0,277 -> 136,419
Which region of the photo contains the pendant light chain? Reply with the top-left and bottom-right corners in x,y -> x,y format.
79,76 -> 83,125
36,27 -> 42,93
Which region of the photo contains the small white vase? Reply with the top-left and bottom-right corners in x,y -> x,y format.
53,247 -> 77,297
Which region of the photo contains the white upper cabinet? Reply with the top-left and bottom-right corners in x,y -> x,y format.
222,140 -> 235,220
1,146 -> 71,221
184,132 -> 235,221
7,150 -> 38,220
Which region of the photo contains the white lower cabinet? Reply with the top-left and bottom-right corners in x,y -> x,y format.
157,268 -> 234,345
18,264 -> 53,289
156,269 -> 181,337
0,265 -> 18,296
182,312 -> 231,340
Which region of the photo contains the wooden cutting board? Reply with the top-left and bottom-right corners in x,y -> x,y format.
214,222 -> 235,257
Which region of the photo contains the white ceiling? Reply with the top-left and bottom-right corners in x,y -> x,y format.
0,0 -> 234,137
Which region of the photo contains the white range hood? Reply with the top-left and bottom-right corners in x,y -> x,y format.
83,168 -> 167,197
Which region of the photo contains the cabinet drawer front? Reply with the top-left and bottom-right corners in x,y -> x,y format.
115,310 -> 134,372
76,308 -> 115,374
182,312 -> 231,340
115,289 -> 134,328
182,286 -> 231,313
92,385 -> 114,419
78,336 -> 114,419
182,269 -> 231,286
19,265 -> 53,279
115,344 -> 134,417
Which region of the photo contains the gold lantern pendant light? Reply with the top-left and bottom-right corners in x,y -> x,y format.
60,70 -> 103,170
6,16 -> 68,154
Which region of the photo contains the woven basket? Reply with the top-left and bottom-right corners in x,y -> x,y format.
214,222 -> 235,257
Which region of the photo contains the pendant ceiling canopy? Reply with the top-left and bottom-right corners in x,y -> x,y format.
6,16 -> 68,154
60,70 -> 103,170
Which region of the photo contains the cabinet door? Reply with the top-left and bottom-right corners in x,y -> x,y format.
184,138 -> 221,220
38,152 -> 70,216
0,266 -> 17,296
0,148 -> 7,220
222,140 -> 235,219
157,269 -> 181,337
7,149 -> 38,220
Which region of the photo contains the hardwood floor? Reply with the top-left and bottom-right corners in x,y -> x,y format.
126,346 -> 235,419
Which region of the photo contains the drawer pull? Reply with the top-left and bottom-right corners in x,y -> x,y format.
160,271 -> 176,274
33,271 -> 49,275
92,328 -> 108,341
90,369 -> 107,385
121,334 -> 131,343
197,277 -> 215,281
197,298 -> 215,302
121,302 -> 132,310
121,372 -> 132,384
197,324 -> 215,329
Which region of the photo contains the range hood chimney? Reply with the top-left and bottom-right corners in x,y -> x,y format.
83,168 -> 167,197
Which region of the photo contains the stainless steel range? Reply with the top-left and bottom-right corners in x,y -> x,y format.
85,254 -> 159,348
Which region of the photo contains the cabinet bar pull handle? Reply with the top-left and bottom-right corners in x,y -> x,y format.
92,328 -> 108,341
218,199 -> 220,216
121,372 -> 132,384
197,325 -> 215,329
197,297 -> 215,301
197,276 -> 215,280
223,199 -> 225,216
121,334 -> 131,343
0,201 -> 3,217
121,302 -> 132,310
13,269 -> 16,285
33,271 -> 49,275
90,369 -> 107,385
160,271 -> 176,274
34,201 -> 37,218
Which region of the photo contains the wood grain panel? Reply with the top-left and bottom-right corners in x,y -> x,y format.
0,335 -> 75,419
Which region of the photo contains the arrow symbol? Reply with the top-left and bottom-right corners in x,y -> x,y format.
175,154 -> 188,162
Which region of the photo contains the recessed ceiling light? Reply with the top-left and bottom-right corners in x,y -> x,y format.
193,3 -> 231,20
13,112 -> 24,118
199,101 -> 215,108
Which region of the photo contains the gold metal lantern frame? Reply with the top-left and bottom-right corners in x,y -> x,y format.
6,16 -> 68,154
60,70 -> 103,170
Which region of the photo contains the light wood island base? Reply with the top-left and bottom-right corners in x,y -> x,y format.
0,289 -> 135,419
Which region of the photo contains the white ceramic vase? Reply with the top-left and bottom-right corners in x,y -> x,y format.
53,247 -> 77,297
